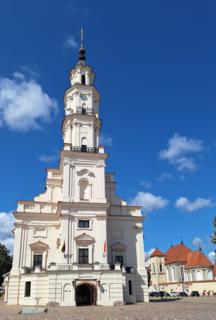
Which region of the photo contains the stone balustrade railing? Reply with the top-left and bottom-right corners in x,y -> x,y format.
17,201 -> 58,214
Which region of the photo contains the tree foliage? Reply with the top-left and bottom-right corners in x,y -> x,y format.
209,218 -> 216,264
211,217 -> 216,245
212,217 -> 216,228
212,233 -> 216,245
0,243 -> 12,285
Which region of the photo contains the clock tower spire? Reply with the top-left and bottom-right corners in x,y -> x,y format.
61,31 -> 106,204
78,27 -> 86,65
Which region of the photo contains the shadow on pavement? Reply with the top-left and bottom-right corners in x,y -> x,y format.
150,298 -> 181,303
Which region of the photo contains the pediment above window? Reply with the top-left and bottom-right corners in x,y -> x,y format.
77,169 -> 95,178
29,241 -> 49,252
111,242 -> 126,251
74,233 -> 94,244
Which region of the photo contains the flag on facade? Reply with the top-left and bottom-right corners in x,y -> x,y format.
103,240 -> 107,257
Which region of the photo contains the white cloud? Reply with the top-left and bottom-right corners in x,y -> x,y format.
157,172 -> 174,182
0,212 -> 15,253
175,197 -> 215,212
192,237 -> 203,248
39,152 -> 58,163
159,134 -> 204,172
0,71 -> 58,131
64,35 -> 78,49
131,192 -> 169,213
99,133 -> 112,147
208,251 -> 216,263
145,248 -> 155,263
20,65 -> 40,79
140,180 -> 152,189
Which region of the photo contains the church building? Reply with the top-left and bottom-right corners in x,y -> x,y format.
148,242 -> 216,295
5,32 -> 149,306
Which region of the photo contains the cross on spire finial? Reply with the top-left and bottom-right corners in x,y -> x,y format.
80,27 -> 84,48
78,27 -> 86,65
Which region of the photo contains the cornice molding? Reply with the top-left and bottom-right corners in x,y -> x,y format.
14,212 -> 60,220
61,150 -> 108,161
57,201 -> 109,213
62,113 -> 101,133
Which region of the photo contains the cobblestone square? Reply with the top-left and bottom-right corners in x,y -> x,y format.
0,297 -> 216,320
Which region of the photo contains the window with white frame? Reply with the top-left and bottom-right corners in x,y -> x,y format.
24,281 -> 31,297
33,254 -> 43,268
29,241 -> 49,270
78,219 -> 90,229
78,248 -> 89,264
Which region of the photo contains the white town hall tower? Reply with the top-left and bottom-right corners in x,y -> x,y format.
5,31 -> 149,306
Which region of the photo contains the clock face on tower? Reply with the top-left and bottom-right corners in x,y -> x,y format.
80,94 -> 88,101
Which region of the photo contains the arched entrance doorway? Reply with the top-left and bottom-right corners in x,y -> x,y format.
76,283 -> 96,306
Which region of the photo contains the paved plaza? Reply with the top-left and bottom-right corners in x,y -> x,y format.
0,297 -> 216,320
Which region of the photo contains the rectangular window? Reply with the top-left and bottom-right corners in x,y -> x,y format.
78,220 -> 90,228
78,248 -> 89,264
25,281 -> 31,297
115,255 -> 123,265
128,280 -> 133,295
33,254 -> 43,268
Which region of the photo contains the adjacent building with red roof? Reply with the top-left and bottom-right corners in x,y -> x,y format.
150,248 -> 165,258
148,242 -> 216,295
165,242 -> 192,265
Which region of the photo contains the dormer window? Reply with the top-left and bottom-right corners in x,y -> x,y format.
81,74 -> 86,85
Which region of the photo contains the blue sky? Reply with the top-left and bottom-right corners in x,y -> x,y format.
0,0 -> 216,259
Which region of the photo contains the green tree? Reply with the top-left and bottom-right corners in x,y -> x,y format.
0,243 -> 12,285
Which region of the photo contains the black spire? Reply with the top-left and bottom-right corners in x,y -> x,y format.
78,28 -> 86,65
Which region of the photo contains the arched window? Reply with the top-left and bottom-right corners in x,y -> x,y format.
159,263 -> 163,272
81,74 -> 86,85
181,266 -> 184,281
172,266 -> 176,282
192,270 -> 195,281
82,103 -> 87,115
81,137 -> 87,152
79,178 -> 90,200
207,270 -> 213,280
196,270 -> 202,281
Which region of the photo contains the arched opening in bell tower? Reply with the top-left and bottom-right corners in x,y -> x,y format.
81,74 -> 86,85
81,137 -> 87,152
82,103 -> 87,115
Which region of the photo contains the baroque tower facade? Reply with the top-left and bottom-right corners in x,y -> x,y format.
5,32 -> 149,306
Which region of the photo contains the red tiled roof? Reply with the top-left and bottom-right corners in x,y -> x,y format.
150,248 -> 165,257
185,251 -> 213,268
165,242 -> 192,265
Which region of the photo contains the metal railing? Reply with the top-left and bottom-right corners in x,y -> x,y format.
71,146 -> 98,153
76,107 -> 94,115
